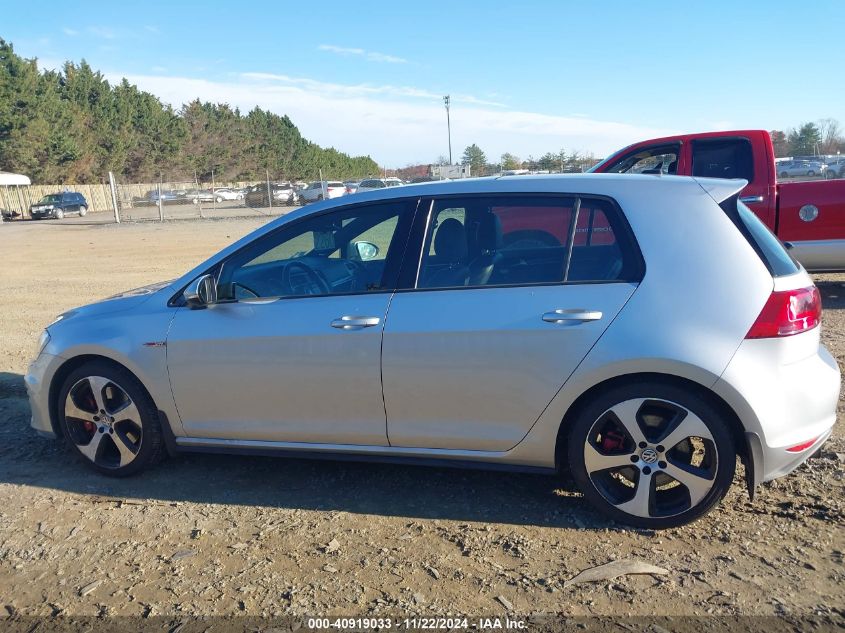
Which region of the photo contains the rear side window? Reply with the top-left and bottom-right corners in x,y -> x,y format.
416,195 -> 642,289
722,197 -> 800,277
692,138 -> 754,182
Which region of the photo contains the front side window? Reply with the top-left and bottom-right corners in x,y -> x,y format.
217,200 -> 416,301
601,144 -> 680,175
417,195 -> 640,289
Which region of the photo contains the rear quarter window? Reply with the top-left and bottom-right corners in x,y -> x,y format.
722,197 -> 800,277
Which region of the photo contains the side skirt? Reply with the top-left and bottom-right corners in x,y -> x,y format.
172,435 -> 557,476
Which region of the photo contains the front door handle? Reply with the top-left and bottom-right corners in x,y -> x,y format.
330,315 -> 381,329
739,195 -> 764,205
542,309 -> 603,323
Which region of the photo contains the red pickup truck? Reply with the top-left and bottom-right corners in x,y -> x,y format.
590,130 -> 845,272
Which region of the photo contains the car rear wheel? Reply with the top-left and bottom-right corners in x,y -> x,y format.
78,205 -> 87,217
808,170 -> 815,177
58,361 -> 165,477
567,382 -> 735,528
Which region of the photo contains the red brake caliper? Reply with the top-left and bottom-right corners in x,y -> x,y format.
601,430 -> 626,452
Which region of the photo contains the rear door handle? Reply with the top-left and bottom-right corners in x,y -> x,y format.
542,309 -> 603,323
331,315 -> 381,329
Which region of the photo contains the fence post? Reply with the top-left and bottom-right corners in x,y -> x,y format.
266,169 -> 272,210
108,171 -> 120,223
157,182 -> 164,222
211,169 -> 216,213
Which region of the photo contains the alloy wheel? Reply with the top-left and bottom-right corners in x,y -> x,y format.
64,376 -> 143,469
582,398 -> 719,519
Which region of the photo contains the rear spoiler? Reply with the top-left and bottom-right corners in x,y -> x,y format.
694,177 -> 748,203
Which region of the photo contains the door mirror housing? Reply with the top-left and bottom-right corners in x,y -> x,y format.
184,274 -> 218,308
353,241 -> 380,261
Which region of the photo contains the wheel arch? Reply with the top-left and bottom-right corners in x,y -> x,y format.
48,354 -> 157,437
553,372 -> 748,473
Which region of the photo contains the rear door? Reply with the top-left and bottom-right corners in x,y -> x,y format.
381,194 -> 643,451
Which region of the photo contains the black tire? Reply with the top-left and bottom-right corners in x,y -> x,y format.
57,360 -> 165,477
566,381 -> 736,528
78,205 -> 88,217
808,170 -> 815,177
780,171 -> 788,179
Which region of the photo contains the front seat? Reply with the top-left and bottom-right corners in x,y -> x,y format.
424,218 -> 469,287
467,213 -> 503,286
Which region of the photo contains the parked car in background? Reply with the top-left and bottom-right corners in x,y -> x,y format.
211,188 -> 244,201
776,160 -> 824,178
592,129 -> 845,271
384,177 -> 405,187
300,181 -> 346,203
186,189 -> 218,204
344,181 -> 360,194
825,158 -> 845,179
147,190 -> 185,205
244,182 -> 299,207
27,174 -> 838,528
356,178 -> 388,193
30,192 -> 89,219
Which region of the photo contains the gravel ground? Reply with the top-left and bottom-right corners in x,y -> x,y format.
0,218 -> 842,621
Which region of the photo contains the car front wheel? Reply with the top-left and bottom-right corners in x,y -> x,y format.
567,382 -> 735,528
58,361 -> 165,477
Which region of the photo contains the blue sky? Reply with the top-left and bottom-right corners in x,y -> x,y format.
5,0 -> 845,166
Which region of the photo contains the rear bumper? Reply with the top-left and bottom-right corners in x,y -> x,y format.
713,332 -> 839,488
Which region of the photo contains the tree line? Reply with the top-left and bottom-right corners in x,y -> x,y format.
771,120 -> 845,158
0,39 -> 379,184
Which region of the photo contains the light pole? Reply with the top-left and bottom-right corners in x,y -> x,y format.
443,95 -> 452,165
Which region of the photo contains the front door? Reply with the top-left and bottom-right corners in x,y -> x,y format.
166,199 -> 418,444
382,194 -> 642,451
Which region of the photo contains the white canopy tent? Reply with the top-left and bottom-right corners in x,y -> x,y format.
0,171 -> 32,221
0,171 -> 31,186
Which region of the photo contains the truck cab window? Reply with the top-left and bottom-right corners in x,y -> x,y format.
601,144 -> 680,175
692,138 -> 754,182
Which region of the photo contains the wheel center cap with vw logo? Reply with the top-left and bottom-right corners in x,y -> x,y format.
641,448 -> 659,464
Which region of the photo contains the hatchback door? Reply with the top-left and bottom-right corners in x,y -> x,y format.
166,199 -> 418,445
381,195 -> 642,451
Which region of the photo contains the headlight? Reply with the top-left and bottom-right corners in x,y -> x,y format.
34,330 -> 50,358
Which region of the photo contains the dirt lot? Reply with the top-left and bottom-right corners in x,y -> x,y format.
0,217 -> 842,623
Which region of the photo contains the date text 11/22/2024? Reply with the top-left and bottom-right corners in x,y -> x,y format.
307,617 -> 528,630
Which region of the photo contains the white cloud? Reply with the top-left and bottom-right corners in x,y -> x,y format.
62,27 -> 79,36
88,26 -> 117,40
318,44 -> 407,64
103,70 -> 676,165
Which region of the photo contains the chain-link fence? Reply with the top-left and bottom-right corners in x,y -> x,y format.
1,170 -> 314,223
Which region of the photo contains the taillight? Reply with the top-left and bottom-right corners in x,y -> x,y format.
746,286 -> 821,339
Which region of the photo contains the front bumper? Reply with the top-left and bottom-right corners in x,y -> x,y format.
25,351 -> 61,439
714,333 -> 840,489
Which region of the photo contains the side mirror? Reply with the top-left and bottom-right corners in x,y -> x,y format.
184,274 -> 218,308
353,241 -> 380,261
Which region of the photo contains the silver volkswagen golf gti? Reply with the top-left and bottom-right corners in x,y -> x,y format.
26,174 -> 839,528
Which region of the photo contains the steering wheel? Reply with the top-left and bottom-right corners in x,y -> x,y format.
343,257 -> 373,292
282,261 -> 331,296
